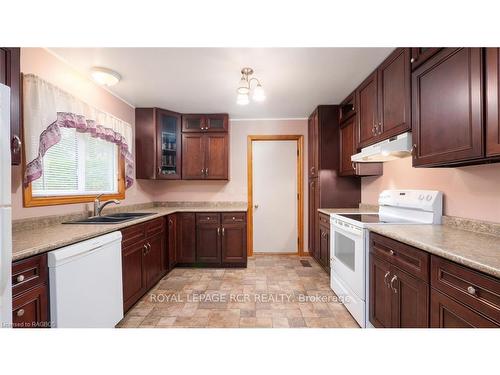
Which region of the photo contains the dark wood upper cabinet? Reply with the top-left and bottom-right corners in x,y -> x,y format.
339,91 -> 356,125
176,213 -> 196,264
377,48 -> 411,139
486,48 -> 500,157
356,71 -> 379,148
135,108 -> 182,179
182,133 -> 228,180
339,116 -> 357,176
410,48 -> 442,70
182,133 -> 205,179
182,113 -> 228,132
205,133 -> 229,180
0,47 -> 21,165
412,48 -> 483,167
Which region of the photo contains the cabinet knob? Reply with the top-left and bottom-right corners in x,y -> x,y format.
232,216 -> 236,220
410,57 -> 415,63
11,135 -> 22,154
389,250 -> 395,256
16,274 -> 25,283
16,309 -> 25,317
467,286 -> 476,295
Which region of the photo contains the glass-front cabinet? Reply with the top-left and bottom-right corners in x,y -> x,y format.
157,109 -> 181,179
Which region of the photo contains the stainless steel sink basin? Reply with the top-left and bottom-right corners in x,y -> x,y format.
63,212 -> 155,224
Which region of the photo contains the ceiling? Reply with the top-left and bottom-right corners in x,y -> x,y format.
49,48 -> 394,119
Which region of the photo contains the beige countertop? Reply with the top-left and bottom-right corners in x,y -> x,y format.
12,204 -> 247,262
318,207 -> 377,215
366,224 -> 500,279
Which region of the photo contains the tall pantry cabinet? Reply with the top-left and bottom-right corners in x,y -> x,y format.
308,105 -> 360,271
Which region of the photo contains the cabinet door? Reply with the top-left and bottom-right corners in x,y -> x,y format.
0,48 -> 21,165
205,114 -> 228,132
369,255 -> 393,328
221,223 -> 247,263
377,48 -> 411,138
356,71 -> 378,148
182,114 -> 205,132
205,133 -> 228,180
144,233 -> 165,288
308,179 -> 318,258
486,48 -> 500,157
196,222 -> 221,264
182,133 -> 205,179
308,111 -> 319,177
122,242 -> 147,312
12,284 -> 49,328
167,214 -> 177,270
430,289 -> 498,328
412,48 -> 483,166
157,109 -> 181,179
339,117 -> 357,176
410,48 -> 442,70
318,224 -> 330,270
339,91 -> 356,124
176,213 -> 196,263
390,266 -> 429,328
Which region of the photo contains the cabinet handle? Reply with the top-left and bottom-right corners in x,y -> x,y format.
157,167 -> 162,175
201,168 -> 205,175
205,168 -> 208,176
169,219 -> 173,226
222,227 -> 225,236
467,286 -> 477,295
351,162 -> 356,171
384,271 -> 391,288
11,135 -> 22,154
410,57 -> 416,63
16,274 -> 25,283
378,122 -> 382,135
412,144 -> 417,159
310,166 -> 315,174
16,309 -> 25,317
143,244 -> 148,255
217,227 -> 220,236
390,275 -> 398,294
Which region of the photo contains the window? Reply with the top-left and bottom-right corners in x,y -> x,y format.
25,127 -> 125,207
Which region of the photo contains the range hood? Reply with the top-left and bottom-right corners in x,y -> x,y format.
351,132 -> 412,163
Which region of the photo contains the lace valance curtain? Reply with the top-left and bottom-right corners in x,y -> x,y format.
23,74 -> 134,188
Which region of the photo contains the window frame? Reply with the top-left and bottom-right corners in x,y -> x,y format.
23,147 -> 126,208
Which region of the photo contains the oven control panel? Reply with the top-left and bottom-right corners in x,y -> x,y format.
378,189 -> 442,211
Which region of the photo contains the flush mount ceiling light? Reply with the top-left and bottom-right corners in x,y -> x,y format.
236,67 -> 266,105
90,67 -> 121,87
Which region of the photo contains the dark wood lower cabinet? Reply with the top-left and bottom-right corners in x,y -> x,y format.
313,212 -> 330,273
11,253 -> 50,328
196,216 -> 222,264
370,233 -> 500,328
144,233 -> 165,288
122,241 -> 147,312
221,215 -> 247,264
177,213 -> 196,263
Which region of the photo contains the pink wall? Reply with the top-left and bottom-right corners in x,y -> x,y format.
11,48 -> 152,220
362,156 -> 500,223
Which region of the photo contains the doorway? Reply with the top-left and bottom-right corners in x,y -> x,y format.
247,135 -> 304,256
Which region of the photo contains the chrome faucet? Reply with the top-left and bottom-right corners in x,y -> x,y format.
93,194 -> 121,217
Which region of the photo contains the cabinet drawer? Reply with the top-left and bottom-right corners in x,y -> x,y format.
222,212 -> 246,224
196,213 -> 220,224
431,256 -> 500,324
369,233 -> 429,281
121,223 -> 146,248
318,212 -> 330,226
145,217 -> 165,238
12,254 -> 47,297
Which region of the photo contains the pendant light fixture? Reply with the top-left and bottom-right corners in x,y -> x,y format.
236,67 -> 266,105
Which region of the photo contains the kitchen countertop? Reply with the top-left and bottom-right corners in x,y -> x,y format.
318,207 -> 377,215
12,204 -> 247,262
367,224 -> 500,279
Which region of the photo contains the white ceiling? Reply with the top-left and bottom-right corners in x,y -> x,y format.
49,48 -> 394,119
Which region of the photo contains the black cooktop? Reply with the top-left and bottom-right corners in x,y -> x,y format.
337,213 -> 417,224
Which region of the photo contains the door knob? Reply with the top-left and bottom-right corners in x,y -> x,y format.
254,204 -> 259,209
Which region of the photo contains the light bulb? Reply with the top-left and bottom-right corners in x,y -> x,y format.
237,76 -> 249,95
236,93 -> 249,105
252,84 -> 266,102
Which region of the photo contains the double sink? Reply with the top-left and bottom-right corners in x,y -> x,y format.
63,212 -> 155,224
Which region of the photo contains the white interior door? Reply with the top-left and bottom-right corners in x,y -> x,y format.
252,140 -> 298,253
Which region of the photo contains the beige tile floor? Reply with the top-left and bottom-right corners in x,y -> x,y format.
117,255 -> 359,328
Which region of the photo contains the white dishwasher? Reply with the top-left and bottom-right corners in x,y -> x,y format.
48,231 -> 123,328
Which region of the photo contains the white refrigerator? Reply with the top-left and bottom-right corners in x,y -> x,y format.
0,83 -> 12,328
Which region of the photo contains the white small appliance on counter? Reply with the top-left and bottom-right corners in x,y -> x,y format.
0,83 -> 12,328
48,231 -> 124,328
329,190 -> 443,327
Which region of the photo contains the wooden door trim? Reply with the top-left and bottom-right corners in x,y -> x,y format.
247,135 -> 304,257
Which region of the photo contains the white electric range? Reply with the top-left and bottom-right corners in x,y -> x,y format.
329,190 -> 443,327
